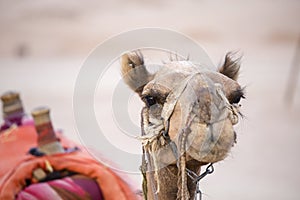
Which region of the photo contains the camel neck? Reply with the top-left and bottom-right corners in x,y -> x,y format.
145,160 -> 202,200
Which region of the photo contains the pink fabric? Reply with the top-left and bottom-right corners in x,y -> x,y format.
16,175 -> 102,200
17,181 -> 63,200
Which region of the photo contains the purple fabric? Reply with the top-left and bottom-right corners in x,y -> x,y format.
0,115 -> 33,132
72,175 -> 103,200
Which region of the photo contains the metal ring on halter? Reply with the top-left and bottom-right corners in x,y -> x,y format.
186,163 -> 214,200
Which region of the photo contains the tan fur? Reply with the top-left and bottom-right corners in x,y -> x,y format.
121,51 -> 243,199
121,51 -> 154,95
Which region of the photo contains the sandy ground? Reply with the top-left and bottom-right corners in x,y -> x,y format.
0,0 -> 300,199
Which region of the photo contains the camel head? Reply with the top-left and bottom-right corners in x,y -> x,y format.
121,50 -> 244,199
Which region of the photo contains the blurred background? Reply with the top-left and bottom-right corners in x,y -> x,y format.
0,0 -> 299,199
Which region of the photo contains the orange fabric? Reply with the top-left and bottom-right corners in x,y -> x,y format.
0,125 -> 138,200
0,152 -> 137,200
0,125 -> 38,178
0,125 -> 77,178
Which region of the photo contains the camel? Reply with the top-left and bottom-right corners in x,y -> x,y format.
121,50 -> 244,200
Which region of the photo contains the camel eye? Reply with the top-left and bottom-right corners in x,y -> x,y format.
144,95 -> 156,107
229,89 -> 245,104
231,95 -> 242,104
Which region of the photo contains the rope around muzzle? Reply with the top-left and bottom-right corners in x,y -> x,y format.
162,73 -> 212,200
139,73 -> 201,199
138,72 -> 234,199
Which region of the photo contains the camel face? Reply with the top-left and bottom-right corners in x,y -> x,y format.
121,51 -> 244,165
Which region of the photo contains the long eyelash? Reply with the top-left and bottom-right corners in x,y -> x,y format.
237,108 -> 244,118
234,86 -> 246,118
240,86 -> 246,99
229,87 -> 246,104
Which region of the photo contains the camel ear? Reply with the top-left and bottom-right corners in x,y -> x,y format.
219,52 -> 241,81
121,51 -> 153,96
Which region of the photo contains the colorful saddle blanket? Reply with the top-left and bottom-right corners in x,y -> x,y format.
0,124 -> 137,200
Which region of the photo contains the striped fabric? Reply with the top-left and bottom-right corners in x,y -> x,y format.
17,175 -> 103,200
